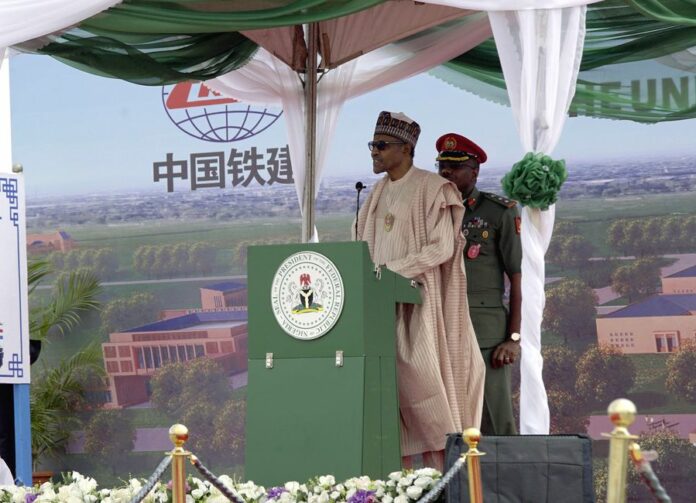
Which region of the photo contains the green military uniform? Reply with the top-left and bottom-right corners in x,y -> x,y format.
462,186 -> 522,435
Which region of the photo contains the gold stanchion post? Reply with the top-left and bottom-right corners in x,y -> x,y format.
604,399 -> 638,503
169,424 -> 191,503
463,427 -> 485,503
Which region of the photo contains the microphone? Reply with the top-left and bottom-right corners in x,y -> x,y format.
355,182 -> 366,240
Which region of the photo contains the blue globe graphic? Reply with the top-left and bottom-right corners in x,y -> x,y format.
161,85 -> 283,143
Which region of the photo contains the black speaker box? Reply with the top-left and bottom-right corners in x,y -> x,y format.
444,433 -> 595,503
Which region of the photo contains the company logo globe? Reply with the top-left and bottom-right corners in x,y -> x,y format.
162,82 -> 282,143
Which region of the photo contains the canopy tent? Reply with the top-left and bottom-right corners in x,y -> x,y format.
4,0 -> 694,448
433,0 -> 696,122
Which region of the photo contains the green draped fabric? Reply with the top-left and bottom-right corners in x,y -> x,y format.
19,0 -> 385,85
434,0 -> 696,123
37,32 -> 258,85
81,0 -> 385,34
627,0 -> 696,25
14,0 -> 696,122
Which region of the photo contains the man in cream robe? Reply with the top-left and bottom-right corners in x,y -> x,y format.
356,111 -> 485,467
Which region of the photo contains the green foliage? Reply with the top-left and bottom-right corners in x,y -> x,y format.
542,346 -> 579,393
150,358 -> 232,417
542,346 -> 591,433
607,215 -> 696,257
626,430 -> 696,502
575,345 -> 636,410
501,152 -> 568,210
133,241 -> 216,278
30,262 -> 101,342
665,341 -> 696,403
48,248 -> 118,280
547,388 -> 590,434
83,410 -> 136,473
100,292 -> 162,334
543,278 -> 597,346
31,343 -> 105,465
593,458 -> 608,503
212,399 -> 246,455
149,358 -> 242,466
149,362 -> 185,416
610,258 -> 661,302
547,233 -> 594,270
28,259 -> 104,467
579,259 -> 618,289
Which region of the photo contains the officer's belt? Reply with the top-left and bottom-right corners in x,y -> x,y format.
467,292 -> 505,308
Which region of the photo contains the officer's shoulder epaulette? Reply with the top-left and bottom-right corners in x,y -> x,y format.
482,192 -> 517,208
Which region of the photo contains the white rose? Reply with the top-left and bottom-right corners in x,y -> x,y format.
405,487 -> 422,500
110,488 -> 131,503
330,491 -> 341,500
191,488 -> 205,500
284,481 -> 300,494
57,485 -> 72,501
394,495 -> 409,503
387,472 -> 402,482
318,476 -> 335,487
414,468 -> 439,478
11,488 -> 26,503
382,496 -> 393,503
413,477 -> 433,489
78,478 -> 97,494
39,487 -> 57,500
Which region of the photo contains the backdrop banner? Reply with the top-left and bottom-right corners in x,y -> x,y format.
0,172 -> 29,384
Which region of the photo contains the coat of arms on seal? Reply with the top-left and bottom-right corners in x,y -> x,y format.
271,251 -> 345,340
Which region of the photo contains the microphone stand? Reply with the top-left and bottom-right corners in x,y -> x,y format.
355,182 -> 365,240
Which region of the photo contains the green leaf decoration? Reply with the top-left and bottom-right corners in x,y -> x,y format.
501,152 -> 568,210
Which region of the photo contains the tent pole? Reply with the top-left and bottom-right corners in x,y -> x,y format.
301,23 -> 318,243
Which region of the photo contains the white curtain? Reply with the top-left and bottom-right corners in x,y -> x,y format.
488,7 -> 586,434
0,0 -> 120,49
0,0 -> 121,172
206,14 -> 492,226
421,0 -> 600,9
0,50 -> 12,173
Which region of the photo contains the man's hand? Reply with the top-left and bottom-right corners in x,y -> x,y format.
491,340 -> 521,369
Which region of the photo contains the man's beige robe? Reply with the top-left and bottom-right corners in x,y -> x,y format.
356,167 -> 485,455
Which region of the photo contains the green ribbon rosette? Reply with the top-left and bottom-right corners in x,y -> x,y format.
501,152 -> 568,210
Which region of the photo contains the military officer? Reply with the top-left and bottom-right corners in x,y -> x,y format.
436,133 -> 522,435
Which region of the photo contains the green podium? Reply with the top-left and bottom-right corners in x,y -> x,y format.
245,242 -> 421,486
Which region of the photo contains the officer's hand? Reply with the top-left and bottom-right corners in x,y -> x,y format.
491,340 -> 521,369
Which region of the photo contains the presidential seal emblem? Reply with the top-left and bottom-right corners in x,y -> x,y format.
271,251 -> 345,340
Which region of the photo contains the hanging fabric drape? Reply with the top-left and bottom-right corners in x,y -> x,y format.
417,0 -> 599,9
30,33 -> 259,85
488,6 -> 587,434
0,0 -> 121,49
205,14 -> 491,232
434,0 -> 696,122
0,50 -> 12,171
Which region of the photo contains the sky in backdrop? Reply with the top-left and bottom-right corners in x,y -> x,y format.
9,53 -> 696,198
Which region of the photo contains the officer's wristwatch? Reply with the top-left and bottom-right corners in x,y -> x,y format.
508,332 -> 521,343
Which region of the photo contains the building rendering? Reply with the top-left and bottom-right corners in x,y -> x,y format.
596,266 -> 696,354
26,230 -> 75,254
101,281 -> 248,407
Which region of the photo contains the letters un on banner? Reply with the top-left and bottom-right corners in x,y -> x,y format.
0,174 -> 30,384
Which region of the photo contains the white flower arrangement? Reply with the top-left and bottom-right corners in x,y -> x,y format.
0,469 -> 442,503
